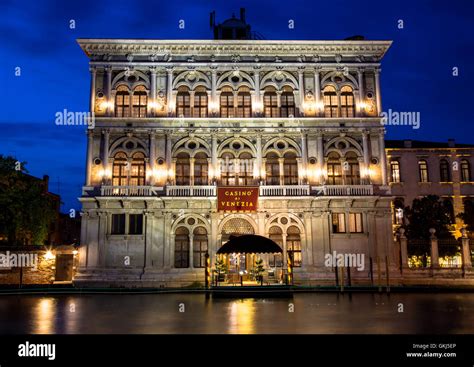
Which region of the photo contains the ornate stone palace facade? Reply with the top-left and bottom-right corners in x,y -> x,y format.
76,22 -> 397,286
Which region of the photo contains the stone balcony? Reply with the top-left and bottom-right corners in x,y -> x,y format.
83,184 -> 377,198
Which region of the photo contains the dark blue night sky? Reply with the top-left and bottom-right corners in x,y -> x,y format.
1,0 -> 473,211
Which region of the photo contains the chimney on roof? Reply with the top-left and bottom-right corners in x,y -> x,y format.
403,140 -> 412,148
43,175 -> 49,193
240,8 -> 246,22
448,138 -> 455,148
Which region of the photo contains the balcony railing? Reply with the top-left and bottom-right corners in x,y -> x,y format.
259,185 -> 310,196
95,184 -> 374,197
166,185 -> 216,197
100,186 -> 162,196
313,185 -> 374,196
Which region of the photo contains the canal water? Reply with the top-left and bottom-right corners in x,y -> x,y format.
0,292 -> 473,334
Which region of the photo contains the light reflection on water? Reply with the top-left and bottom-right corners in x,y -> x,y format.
0,292 -> 473,334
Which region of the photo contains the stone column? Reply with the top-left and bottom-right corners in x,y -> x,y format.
374,68 -> 382,116
298,69 -> 305,114
430,228 -> 439,269
144,211 -> 154,268
105,66 -> 112,116
189,158 -> 195,185
102,129 -> 110,184
149,132 -> 156,185
211,69 -> 217,106
256,133 -> 262,181
211,134 -> 218,182
189,234 -> 194,269
166,133 -> 172,183
254,70 -> 261,115
358,68 -> 364,116
314,68 -> 321,116
378,131 -> 387,185
166,68 -> 174,115
150,67 -> 157,117
301,132 -> 308,181
362,131 -> 370,183
399,228 -> 408,270
89,67 -> 96,114
317,133 -> 324,184
278,157 -> 285,186
461,228 -> 472,269
85,130 -> 94,186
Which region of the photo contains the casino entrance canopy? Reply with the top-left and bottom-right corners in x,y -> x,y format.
217,234 -> 283,254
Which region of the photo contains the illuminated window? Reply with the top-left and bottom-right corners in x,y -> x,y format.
345,153 -> 360,185
175,227 -> 189,268
236,87 -> 252,117
280,87 -> 295,117
393,198 -> 404,225
220,87 -> 234,118
323,86 -> 338,117
129,214 -> 143,235
332,213 -> 346,233
193,227 -> 208,268
287,226 -> 301,267
265,152 -> 280,185
327,153 -> 342,185
461,159 -> 471,182
238,152 -> 254,185
283,151 -> 298,185
112,152 -> 128,186
268,226 -> 283,267
111,214 -> 126,235
132,85 -> 147,118
390,161 -> 401,183
130,152 -> 146,186
340,86 -> 355,117
176,153 -> 190,185
349,213 -> 363,233
193,88 -> 208,117
264,88 -> 279,117
220,152 -> 236,186
418,160 -> 429,183
176,87 -> 191,117
115,86 -> 130,117
194,152 -> 208,185
439,159 -> 450,182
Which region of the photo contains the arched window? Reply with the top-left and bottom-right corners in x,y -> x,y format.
238,152 -> 254,185
283,151 -> 298,185
112,152 -> 128,186
268,226 -> 283,267
280,87 -> 295,117
115,86 -> 130,117
418,160 -> 429,183
390,161 -> 401,183
265,152 -> 280,185
345,152 -> 360,185
327,153 -> 342,185
132,85 -> 147,118
340,86 -> 355,117
176,87 -> 191,117
193,87 -> 208,118
264,87 -> 279,117
176,153 -> 190,185
175,227 -> 189,268
193,227 -> 208,268
440,159 -> 450,182
194,152 -> 208,185
220,87 -> 234,118
236,87 -> 252,117
130,152 -> 146,186
323,86 -> 338,117
220,152 -> 235,186
461,159 -> 471,182
287,226 -> 301,267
